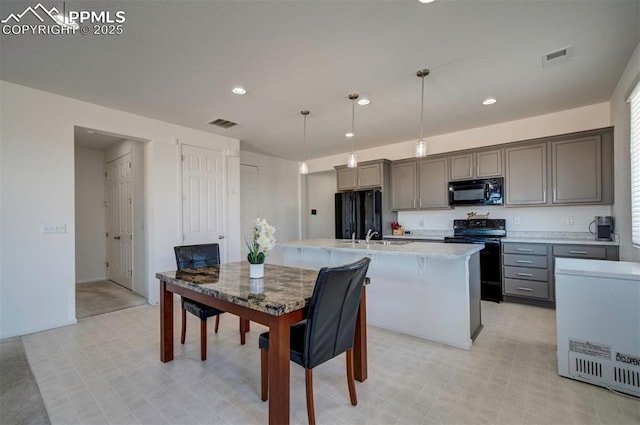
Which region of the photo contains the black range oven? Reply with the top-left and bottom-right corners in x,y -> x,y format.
444,219 -> 506,302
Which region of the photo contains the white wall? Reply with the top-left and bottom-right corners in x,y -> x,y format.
239,151 -> 300,245
303,171 -> 337,239
611,41 -> 640,262
74,147 -> 106,283
306,102 -> 611,172
0,81 -> 240,338
304,102 -> 613,240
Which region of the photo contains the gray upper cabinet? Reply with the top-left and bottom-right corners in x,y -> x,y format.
505,143 -> 547,205
390,160 -> 418,210
418,158 -> 449,209
335,159 -> 388,191
336,167 -> 357,191
449,149 -> 502,181
551,135 -> 601,204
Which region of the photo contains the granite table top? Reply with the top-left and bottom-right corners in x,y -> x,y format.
156,262 -> 319,316
278,238 -> 483,260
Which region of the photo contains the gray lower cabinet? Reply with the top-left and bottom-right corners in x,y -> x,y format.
502,242 -> 552,301
503,241 -> 619,305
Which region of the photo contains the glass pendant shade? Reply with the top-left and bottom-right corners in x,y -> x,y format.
415,139 -> 427,158
299,161 -> 308,175
347,152 -> 358,168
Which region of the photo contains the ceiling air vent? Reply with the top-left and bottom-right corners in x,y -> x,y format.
542,46 -> 573,68
208,118 -> 238,129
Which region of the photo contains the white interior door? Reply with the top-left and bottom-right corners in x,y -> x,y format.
105,152 -> 133,290
182,145 -> 225,256
240,164 -> 260,258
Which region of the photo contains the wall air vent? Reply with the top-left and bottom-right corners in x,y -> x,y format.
542,46 -> 573,68
208,118 -> 238,129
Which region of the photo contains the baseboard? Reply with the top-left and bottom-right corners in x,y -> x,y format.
75,277 -> 108,284
0,318 -> 77,339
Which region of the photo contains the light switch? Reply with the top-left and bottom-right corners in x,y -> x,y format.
41,224 -> 67,234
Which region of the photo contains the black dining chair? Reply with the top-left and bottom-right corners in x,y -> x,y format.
258,257 -> 371,425
174,243 -> 246,361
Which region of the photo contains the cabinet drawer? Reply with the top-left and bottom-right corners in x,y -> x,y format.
504,266 -> 549,282
552,245 -> 607,259
504,279 -> 549,299
503,254 -> 548,269
502,243 -> 547,255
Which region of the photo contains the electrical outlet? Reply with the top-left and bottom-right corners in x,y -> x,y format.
41,224 -> 66,234
514,217 -> 521,225
566,216 -> 574,225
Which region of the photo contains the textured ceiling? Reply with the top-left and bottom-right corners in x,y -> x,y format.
1,0 -> 638,160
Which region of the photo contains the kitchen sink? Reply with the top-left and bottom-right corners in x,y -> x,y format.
340,240 -> 411,246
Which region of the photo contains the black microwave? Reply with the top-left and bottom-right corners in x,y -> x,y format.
448,177 -> 504,206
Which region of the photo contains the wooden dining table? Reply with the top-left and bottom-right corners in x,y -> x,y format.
156,262 -> 368,425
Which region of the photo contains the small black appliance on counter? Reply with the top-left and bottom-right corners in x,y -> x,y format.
590,216 -> 614,241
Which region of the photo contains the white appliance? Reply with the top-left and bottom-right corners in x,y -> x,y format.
555,258 -> 640,397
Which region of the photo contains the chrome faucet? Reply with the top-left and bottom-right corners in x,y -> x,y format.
351,232 -> 356,243
365,229 -> 379,244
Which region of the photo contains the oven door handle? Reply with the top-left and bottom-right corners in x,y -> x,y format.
484,183 -> 490,200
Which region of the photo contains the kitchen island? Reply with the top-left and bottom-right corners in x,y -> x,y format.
269,239 -> 483,350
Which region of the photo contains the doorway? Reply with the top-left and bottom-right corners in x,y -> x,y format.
74,126 -> 148,318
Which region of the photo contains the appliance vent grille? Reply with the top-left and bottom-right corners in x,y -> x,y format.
614,366 -> 640,388
575,357 -> 603,377
208,118 -> 238,129
542,46 -> 573,67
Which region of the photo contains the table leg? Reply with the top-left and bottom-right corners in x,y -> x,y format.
268,316 -> 291,425
354,286 -> 367,382
160,280 -> 174,362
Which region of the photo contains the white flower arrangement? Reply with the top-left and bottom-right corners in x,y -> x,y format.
246,218 -> 276,264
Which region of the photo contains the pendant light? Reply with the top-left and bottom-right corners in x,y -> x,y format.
346,93 -> 359,168
415,68 -> 430,158
299,110 -> 310,175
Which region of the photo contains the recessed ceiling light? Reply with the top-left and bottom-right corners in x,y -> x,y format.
232,87 -> 246,95
418,0 -> 435,3
482,97 -> 497,105
345,132 -> 355,138
357,98 -> 370,106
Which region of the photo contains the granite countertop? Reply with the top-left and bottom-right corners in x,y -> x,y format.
387,230 -> 619,246
278,238 -> 483,260
156,262 -> 318,316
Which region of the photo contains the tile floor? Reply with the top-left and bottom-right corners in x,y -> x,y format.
22,301 -> 639,425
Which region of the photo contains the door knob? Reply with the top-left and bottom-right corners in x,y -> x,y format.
218,235 -> 225,239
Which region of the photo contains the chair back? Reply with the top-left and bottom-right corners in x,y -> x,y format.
303,257 -> 371,369
174,244 -> 221,270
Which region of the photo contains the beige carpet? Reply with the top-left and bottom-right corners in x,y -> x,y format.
76,280 -> 147,319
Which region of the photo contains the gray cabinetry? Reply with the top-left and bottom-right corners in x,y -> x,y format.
335,159 -> 389,191
505,143 -> 547,205
450,149 -> 502,181
418,157 -> 449,209
390,160 -> 417,210
502,242 -> 552,301
551,135 -> 601,204
390,156 -> 449,210
503,241 -> 619,306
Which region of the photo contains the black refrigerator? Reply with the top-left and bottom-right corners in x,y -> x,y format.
335,190 -> 382,240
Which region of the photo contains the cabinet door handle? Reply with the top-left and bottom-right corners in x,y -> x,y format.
516,260 -> 533,264
569,250 -> 588,254
113,236 -> 121,240
516,287 -> 534,292
517,272 -> 533,277
516,248 -> 532,252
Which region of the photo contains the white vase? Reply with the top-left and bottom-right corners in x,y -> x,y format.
249,263 -> 264,279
